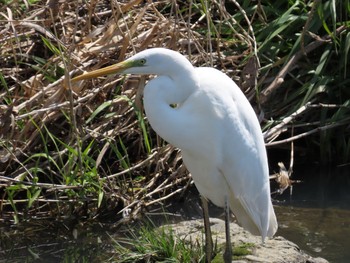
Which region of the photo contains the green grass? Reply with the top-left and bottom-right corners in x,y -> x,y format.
112,223 -> 207,263
112,221 -> 256,263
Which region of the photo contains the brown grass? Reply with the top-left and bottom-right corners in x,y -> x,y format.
0,0 -> 258,222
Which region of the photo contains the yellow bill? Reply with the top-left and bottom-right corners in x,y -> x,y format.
71,60 -> 134,82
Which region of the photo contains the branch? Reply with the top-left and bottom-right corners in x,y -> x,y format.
266,117 -> 350,147
263,102 -> 311,142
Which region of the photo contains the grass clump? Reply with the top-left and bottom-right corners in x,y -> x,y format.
113,224 -> 206,263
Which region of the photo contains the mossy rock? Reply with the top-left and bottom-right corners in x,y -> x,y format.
212,242 -> 256,262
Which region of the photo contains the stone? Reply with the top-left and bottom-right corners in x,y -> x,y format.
160,218 -> 329,263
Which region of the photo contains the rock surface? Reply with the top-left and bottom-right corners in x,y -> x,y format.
161,218 -> 329,263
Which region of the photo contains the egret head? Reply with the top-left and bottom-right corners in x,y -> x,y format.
72,48 -> 193,82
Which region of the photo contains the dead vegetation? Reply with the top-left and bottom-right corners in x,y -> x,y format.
0,0 -> 349,222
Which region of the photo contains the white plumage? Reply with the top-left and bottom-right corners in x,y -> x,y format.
73,48 -> 278,261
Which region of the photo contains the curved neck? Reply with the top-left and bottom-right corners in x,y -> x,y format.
143,72 -> 198,148
161,59 -> 197,105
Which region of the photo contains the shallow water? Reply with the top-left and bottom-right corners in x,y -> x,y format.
0,165 -> 349,262
272,165 -> 350,263
276,205 -> 350,262
0,220 -> 116,262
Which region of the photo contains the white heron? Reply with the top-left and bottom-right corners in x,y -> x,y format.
72,48 -> 278,263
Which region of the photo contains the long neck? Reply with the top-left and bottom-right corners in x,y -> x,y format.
159,55 -> 197,104
143,71 -> 198,149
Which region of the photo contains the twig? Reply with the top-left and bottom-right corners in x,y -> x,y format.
145,187 -> 185,207
266,117 -> 350,146
0,175 -> 81,190
264,102 -> 311,142
105,151 -> 159,179
1,198 -> 95,205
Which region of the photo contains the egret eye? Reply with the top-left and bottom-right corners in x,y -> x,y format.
139,59 -> 146,65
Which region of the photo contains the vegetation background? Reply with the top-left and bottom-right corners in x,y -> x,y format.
0,0 -> 349,227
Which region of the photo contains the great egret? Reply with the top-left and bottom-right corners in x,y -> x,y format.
72,48 -> 278,263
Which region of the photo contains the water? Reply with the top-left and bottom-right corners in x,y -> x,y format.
0,220 -> 116,262
275,206 -> 350,263
0,166 -> 349,262
272,165 -> 350,263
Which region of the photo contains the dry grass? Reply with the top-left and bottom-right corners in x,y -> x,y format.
0,0 -> 258,222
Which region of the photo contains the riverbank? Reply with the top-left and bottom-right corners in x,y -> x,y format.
163,218 -> 329,263
0,211 -> 335,262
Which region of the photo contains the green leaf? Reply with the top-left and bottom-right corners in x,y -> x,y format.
315,47 -> 331,76
86,101 -> 113,124
28,187 -> 41,208
41,36 -> 61,56
330,0 -> 337,35
343,31 -> 350,78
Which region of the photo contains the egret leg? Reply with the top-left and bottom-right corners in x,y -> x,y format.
201,196 -> 213,263
223,196 -> 232,263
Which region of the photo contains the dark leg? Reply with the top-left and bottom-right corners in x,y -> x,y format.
223,196 -> 232,263
201,196 -> 213,263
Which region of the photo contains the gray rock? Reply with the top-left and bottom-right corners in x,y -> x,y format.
160,218 -> 329,263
